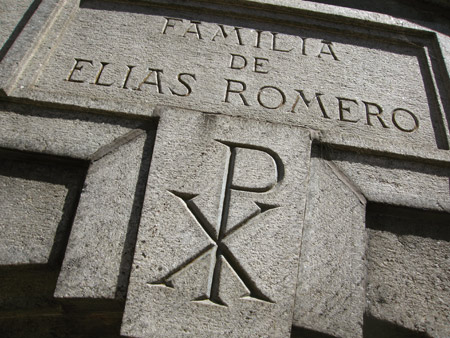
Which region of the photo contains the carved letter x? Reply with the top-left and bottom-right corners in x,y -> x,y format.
149,142 -> 282,306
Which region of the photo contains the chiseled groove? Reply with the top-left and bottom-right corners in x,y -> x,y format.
148,244 -> 215,287
169,190 -> 217,242
165,145 -> 277,305
89,129 -> 147,162
223,202 -> 279,240
208,146 -> 236,305
220,244 -> 274,304
215,139 -> 285,183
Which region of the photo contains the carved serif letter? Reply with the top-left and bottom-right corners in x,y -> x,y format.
150,141 -> 283,306
122,109 -> 311,338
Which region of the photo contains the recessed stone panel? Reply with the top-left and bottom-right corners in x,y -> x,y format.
55,130 -> 153,299
0,154 -> 85,265
366,204 -> 450,337
8,0 -> 450,159
121,108 -> 311,337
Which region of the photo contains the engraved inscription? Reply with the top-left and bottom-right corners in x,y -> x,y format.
66,58 -> 197,96
149,141 -> 283,306
161,17 -> 339,60
54,8 -> 435,141
64,57 -> 420,133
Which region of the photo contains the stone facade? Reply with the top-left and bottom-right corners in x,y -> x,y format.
1,1 -> 449,337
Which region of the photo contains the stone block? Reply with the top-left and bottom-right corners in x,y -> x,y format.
6,1 -> 449,161
0,1 -> 450,337
293,152 -> 366,338
366,204 -> 450,337
0,102 -> 149,159
0,102 -> 157,301
327,148 -> 450,212
55,130 -> 153,299
121,108 -> 312,337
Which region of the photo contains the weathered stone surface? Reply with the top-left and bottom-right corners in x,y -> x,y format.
0,0 -> 33,49
0,266 -> 60,313
121,108 -> 312,337
0,265 -> 124,338
293,153 -> 366,338
0,102 -> 149,159
0,101 -> 156,300
0,0 -> 61,96
366,205 -> 450,337
55,131 -> 152,299
0,0 -> 450,337
0,155 -> 85,265
0,306 -> 123,338
7,0 -> 450,161
328,149 -> 450,212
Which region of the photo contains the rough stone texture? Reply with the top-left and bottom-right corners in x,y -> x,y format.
6,0 -> 449,161
0,0 -> 450,337
0,155 -> 85,265
0,0 -> 33,49
55,131 -> 152,299
0,102 -> 149,159
328,148 -> 450,212
293,153 -> 366,338
0,266 -> 60,314
0,101 -> 156,302
0,0 -> 61,96
366,205 -> 450,338
122,108 -> 312,338
0,264 -> 124,338
0,306 -> 124,338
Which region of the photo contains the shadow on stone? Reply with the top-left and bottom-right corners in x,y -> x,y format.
291,315 -> 433,338
366,203 -> 450,241
0,258 -> 127,338
0,297 -> 126,338
363,314 -> 431,338
301,0 -> 450,24
115,128 -> 157,299
0,149 -> 88,267
0,150 -> 127,337
365,204 -> 450,337
291,326 -> 337,337
0,0 -> 42,62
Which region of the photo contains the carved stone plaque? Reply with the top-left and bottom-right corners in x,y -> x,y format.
7,0 -> 450,161
121,108 -> 312,337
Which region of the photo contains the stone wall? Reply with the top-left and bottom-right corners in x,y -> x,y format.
1,1 -> 449,337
